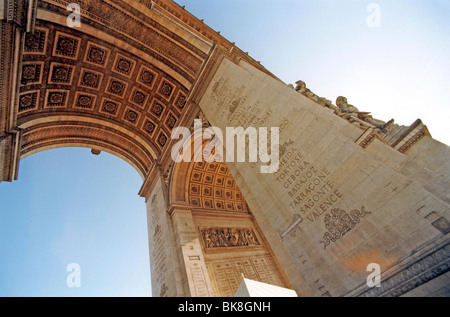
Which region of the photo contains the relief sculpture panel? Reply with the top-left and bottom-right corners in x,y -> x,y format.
319,206 -> 372,250
199,227 -> 260,249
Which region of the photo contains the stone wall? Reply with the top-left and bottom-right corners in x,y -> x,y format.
196,57 -> 450,296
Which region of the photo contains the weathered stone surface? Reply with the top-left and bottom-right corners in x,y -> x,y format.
197,57 -> 450,296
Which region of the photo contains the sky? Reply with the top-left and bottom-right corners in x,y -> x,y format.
0,1 -> 449,297
176,0 -> 450,145
0,148 -> 151,296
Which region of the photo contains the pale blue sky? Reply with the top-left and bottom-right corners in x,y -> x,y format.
0,148 -> 150,296
177,0 -> 450,145
0,1 -> 449,297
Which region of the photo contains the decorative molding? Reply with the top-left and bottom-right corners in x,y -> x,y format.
191,208 -> 253,220
0,131 -> 21,182
16,20 -> 196,166
398,126 -> 430,154
352,237 -> 450,297
187,44 -> 224,106
138,162 -> 160,201
206,255 -> 288,297
167,202 -> 192,216
6,0 -> 28,25
20,121 -> 154,177
359,133 -> 376,149
390,119 -> 423,148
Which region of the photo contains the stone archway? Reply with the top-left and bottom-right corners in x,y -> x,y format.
0,0 -> 288,297
2,0 -> 450,297
167,153 -> 292,297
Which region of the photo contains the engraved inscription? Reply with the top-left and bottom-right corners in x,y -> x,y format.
206,255 -> 287,297
276,147 -> 344,225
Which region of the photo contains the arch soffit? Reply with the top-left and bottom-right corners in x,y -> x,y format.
17,2 -> 203,173
11,0 -> 277,188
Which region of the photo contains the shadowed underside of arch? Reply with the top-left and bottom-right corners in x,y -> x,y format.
19,117 -> 156,179
1,0 -> 274,183
16,15 -> 193,172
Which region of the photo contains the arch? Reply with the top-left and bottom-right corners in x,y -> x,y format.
165,131 -> 292,296
168,157 -> 292,296
2,0 -> 301,297
1,0 -> 274,184
2,0 -> 449,298
19,116 -> 158,179
20,137 -> 148,181
17,16 -> 192,167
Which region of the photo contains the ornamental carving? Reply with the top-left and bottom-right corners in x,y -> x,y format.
158,79 -> 175,100
79,69 -> 102,89
17,20 -> 190,159
124,108 -> 139,125
85,43 -> 109,66
18,92 -> 39,112
157,132 -> 168,148
107,79 -> 127,97
200,227 -> 260,249
24,29 -> 47,53
21,63 -> 42,84
46,91 -> 68,108
130,89 -> 148,107
150,101 -> 165,118
74,93 -> 95,109
142,118 -> 156,136
53,33 -> 79,59
319,206 -> 372,250
174,91 -> 187,110
100,99 -> 119,115
138,67 -> 156,88
294,80 -> 393,134
114,56 -> 134,76
294,80 -> 431,154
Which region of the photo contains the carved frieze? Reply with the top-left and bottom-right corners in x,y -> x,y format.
200,227 -> 260,249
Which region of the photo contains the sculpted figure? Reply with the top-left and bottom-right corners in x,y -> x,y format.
295,80 -> 334,108
336,96 -> 359,113
336,96 -> 390,131
356,112 -> 387,129
294,80 -> 307,94
203,231 -> 213,248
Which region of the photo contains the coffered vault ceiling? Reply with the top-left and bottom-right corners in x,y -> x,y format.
10,0 -> 274,179
18,19 -> 191,176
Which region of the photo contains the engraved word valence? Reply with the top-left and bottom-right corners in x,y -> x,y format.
200,227 -> 260,249
319,206 -> 372,250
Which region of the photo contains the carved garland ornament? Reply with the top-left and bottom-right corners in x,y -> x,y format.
319,206 -> 372,250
